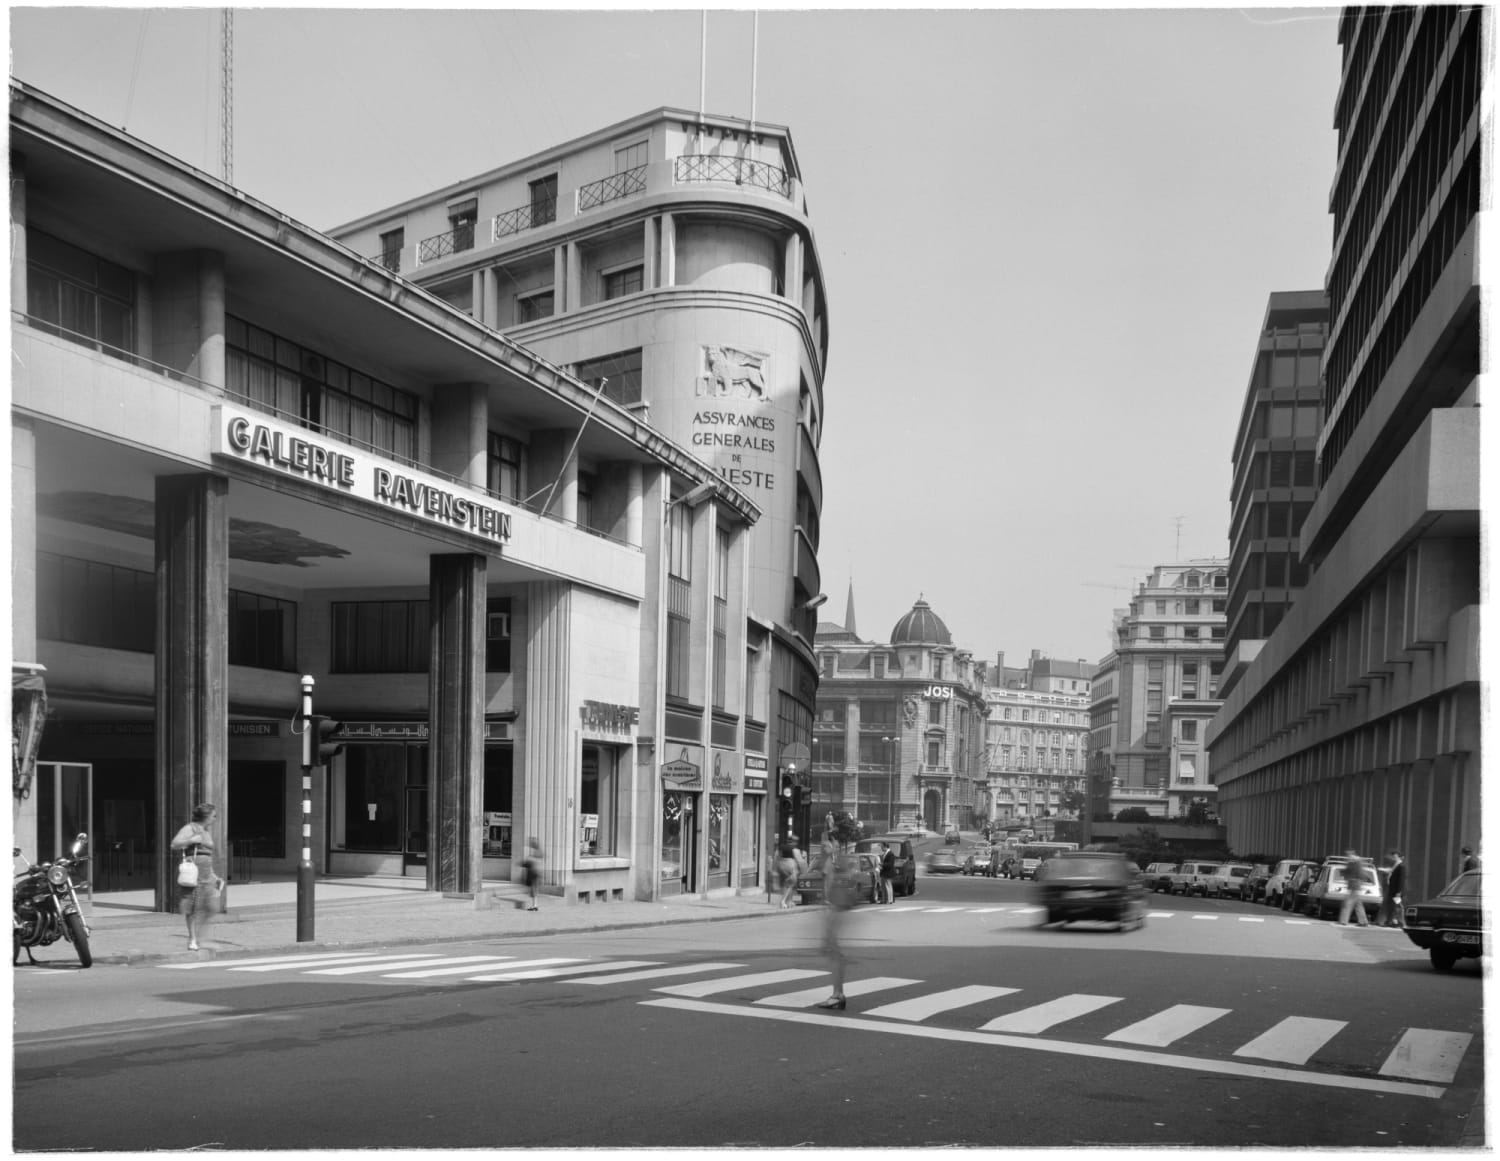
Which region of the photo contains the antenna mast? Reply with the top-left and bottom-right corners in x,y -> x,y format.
220,8 -> 234,185
1173,515 -> 1184,561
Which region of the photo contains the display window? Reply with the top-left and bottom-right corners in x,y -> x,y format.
579,745 -> 621,857
707,794 -> 732,889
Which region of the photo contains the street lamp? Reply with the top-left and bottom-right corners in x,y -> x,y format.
881,735 -> 898,832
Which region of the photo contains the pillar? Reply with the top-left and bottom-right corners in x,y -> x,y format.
566,242 -> 582,312
154,474 -> 229,912
644,217 -> 658,290
482,267 -> 500,330
428,553 -> 487,894
554,245 -> 568,313
430,382 -> 488,488
661,213 -> 677,288
198,250 -> 226,392
11,418 -> 36,663
524,580 -> 575,899
10,151 -> 26,317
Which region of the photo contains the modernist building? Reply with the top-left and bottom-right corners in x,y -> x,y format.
10,82 -> 773,910
812,599 -> 987,835
1223,291 -> 1328,669
327,110 -> 829,861
1209,6 -> 1482,901
1090,563 -> 1228,819
982,651 -> 1093,828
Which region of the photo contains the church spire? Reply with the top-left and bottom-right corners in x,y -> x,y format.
845,581 -> 857,637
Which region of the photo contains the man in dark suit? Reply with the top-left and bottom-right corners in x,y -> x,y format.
1377,850 -> 1405,928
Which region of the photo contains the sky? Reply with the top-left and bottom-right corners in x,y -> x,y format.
8,5 -> 1344,667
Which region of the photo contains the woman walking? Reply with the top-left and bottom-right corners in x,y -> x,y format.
170,802 -> 223,952
523,837 -> 543,911
776,835 -> 802,908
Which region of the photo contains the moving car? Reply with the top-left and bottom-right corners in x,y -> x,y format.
962,844 -> 997,876
925,849 -> 965,875
1403,871 -> 1485,971
853,836 -> 916,897
943,826 -> 962,845
1141,863 -> 1179,893
1011,842 -> 1081,880
1301,862 -> 1382,920
1203,863 -> 1254,899
1263,859 -> 1314,907
795,852 -> 880,906
1032,852 -> 1148,931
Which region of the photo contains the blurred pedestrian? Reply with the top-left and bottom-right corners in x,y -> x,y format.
815,849 -> 856,1010
878,842 -> 896,904
170,802 -> 223,952
1461,845 -> 1480,872
776,834 -> 801,909
1338,848 -> 1370,926
1377,850 -> 1405,928
523,837 -> 543,911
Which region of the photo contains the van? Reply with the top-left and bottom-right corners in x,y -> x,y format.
1168,861 -> 1222,896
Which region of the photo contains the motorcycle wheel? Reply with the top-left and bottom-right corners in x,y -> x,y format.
64,912 -> 92,968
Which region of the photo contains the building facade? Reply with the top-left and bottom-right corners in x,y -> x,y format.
1224,290 -> 1328,667
1090,563 -> 1228,819
1208,6 -> 1482,902
10,82 -> 775,909
327,107 -> 829,865
981,651 -> 1093,828
812,599 -> 987,836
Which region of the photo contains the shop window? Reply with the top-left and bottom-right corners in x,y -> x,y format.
482,748 -> 513,858
486,599 -> 512,672
579,746 -> 619,857
707,794 -> 733,887
229,589 -> 297,671
228,761 -> 287,858
331,600 -> 430,673
27,229 -> 135,355
739,795 -> 762,888
36,552 -> 153,653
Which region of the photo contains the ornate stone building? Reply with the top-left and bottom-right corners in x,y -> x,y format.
981,651 -> 1094,831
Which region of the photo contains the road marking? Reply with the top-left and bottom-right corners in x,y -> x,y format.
459,958 -> 610,981
971,907 -> 1010,913
1284,920 -> 1313,925
458,960 -> 660,981
654,969 -> 827,997
1237,917 -> 1266,923
161,951 -> 379,970
1190,915 -> 1219,921
980,994 -> 1123,1034
1013,907 -> 1044,914
383,957 -> 536,978
1147,912 -> 1174,919
569,962 -> 744,985
1379,1029 -> 1474,1084
642,998 -> 1447,1098
755,976 -> 921,1008
884,906 -> 925,913
1105,1004 -> 1232,1047
227,953 -> 447,973
866,985 -> 1020,1022
305,955 -> 494,976
920,907 -> 964,913
1234,1017 -> 1347,1065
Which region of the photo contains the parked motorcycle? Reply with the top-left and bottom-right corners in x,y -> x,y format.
13,832 -> 92,968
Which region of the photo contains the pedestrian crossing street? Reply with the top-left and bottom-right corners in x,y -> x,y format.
162,950 -> 1474,1095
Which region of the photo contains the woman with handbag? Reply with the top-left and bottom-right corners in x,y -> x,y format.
171,803 -> 223,951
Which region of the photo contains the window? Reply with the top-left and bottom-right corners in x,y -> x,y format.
486,598 -> 511,673
378,228 -> 403,273
1184,626 -> 1200,639
448,198 -> 477,252
927,740 -> 942,766
821,653 -> 835,677
1185,599 -> 1200,614
516,289 -> 554,323
1293,451 -> 1316,488
529,175 -> 558,227
872,654 -> 886,678
1146,715 -> 1162,746
36,552 -> 153,653
1155,601 -> 1167,614
1181,720 -> 1198,742
577,350 -> 643,407
1265,553 -> 1287,587
1148,626 -> 1164,640
1210,626 -> 1226,640
665,503 -> 692,701
1268,453 -> 1292,488
27,230 -> 135,354
229,589 -> 297,671
928,701 -> 942,725
227,316 -> 417,461
331,600 -> 430,673
933,658 -> 945,680
1185,572 -> 1201,589
1003,708 -> 1013,721
603,265 -> 644,300
1213,573 -> 1227,589
861,701 -> 898,729
713,530 -> 729,710
575,470 -> 596,532
579,745 -> 619,857
1022,709 -> 1031,722
1212,598 -> 1226,613
1178,754 -> 1197,783
487,433 -> 523,502
615,140 -> 648,172
1181,662 -> 1198,699
812,735 -> 845,766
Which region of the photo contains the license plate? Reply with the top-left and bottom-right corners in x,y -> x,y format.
1443,932 -> 1481,946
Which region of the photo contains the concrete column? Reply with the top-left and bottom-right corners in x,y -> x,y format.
661,213 -> 677,288
524,579 -> 575,900
782,231 -> 799,305
528,430 -> 578,523
428,553 -> 488,895
198,250 -> 226,393
644,217 -> 659,290
154,473 -> 230,913
482,267 -> 500,330
430,382 -> 489,488
566,242 -> 582,311
11,418 -> 36,662
153,251 -> 226,390
10,152 -> 26,317
554,246 -> 568,313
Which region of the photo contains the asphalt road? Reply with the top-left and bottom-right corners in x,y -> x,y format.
14,869 -> 1485,1149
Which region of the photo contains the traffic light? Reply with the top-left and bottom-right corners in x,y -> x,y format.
310,716 -> 344,767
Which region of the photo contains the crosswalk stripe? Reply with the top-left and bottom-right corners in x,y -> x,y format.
1237,917 -> 1266,923
382,957 -> 530,978
162,951 -> 377,970
1234,1016 -> 1347,1065
1147,912 -> 1173,919
655,968 -> 826,997
980,994 -> 1122,1034
1190,915 -> 1219,921
885,907 -> 925,913
756,976 -> 922,1008
460,959 -> 616,981
228,953 -> 446,973
866,984 -> 1019,1022
922,907 -> 964,913
1379,1029 -> 1473,1084
971,907 -> 1010,913
306,955 -> 493,976
1105,1004 -> 1231,1046
570,962 -> 744,985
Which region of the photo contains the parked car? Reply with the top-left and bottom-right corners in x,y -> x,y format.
1263,859 -> 1314,907
795,852 -> 881,907
1404,871 -> 1486,971
1203,863 -> 1255,899
1167,861 -> 1222,896
1032,852 -> 1148,931
1141,863 -> 1180,893
1301,862 -> 1382,921
925,849 -> 965,875
1281,861 -> 1322,911
853,836 -> 916,897
1239,864 -> 1273,902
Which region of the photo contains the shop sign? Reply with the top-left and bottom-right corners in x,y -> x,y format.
743,775 -> 767,794
579,700 -> 639,736
215,404 -> 513,545
710,750 -> 739,792
81,722 -> 154,736
924,684 -> 954,700
745,754 -> 768,771
340,722 -> 429,740
661,746 -> 703,789
229,721 -> 281,737
484,722 -> 511,741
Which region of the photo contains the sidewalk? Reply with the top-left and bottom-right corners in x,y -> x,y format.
56,876 -> 794,967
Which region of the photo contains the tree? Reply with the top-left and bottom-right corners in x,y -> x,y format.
827,812 -> 862,851
1061,788 -> 1087,816
1118,825 -> 1168,867
1115,807 -> 1153,823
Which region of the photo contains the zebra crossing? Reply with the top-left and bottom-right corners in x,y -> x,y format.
160,949 -> 1475,1095
873,904 -> 1316,923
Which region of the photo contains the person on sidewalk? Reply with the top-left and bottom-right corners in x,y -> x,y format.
1377,850 -> 1405,928
170,802 -> 224,952
523,837 -> 543,911
1338,849 -> 1371,926
815,850 -> 857,1010
776,835 -> 802,908
1461,845 -> 1481,873
878,842 -> 896,904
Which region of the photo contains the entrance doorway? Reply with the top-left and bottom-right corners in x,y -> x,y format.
661,791 -> 698,896
923,789 -> 942,834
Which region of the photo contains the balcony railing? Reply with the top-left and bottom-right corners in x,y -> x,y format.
577,165 -> 647,212
492,198 -> 557,241
416,224 -> 476,265
675,154 -> 791,199
372,250 -> 401,274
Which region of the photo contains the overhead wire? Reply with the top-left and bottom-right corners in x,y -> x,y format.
120,10 -> 150,132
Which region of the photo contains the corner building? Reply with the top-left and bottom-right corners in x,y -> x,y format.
329,108 -> 828,884
10,83 -> 770,909
1208,6 -> 1482,902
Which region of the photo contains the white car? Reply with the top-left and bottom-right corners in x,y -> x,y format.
1203,863 -> 1254,898
1263,859 -> 1315,907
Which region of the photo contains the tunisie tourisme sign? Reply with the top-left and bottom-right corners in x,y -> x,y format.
213,403 -> 512,544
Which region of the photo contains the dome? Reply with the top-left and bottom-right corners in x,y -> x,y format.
890,596 -> 952,646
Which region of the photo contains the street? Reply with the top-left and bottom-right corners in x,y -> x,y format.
14,871 -> 1484,1149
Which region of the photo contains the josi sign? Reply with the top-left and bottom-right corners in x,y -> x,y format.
216,405 -> 513,544
924,685 -> 954,700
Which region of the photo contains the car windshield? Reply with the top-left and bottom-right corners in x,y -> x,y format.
1437,872 -> 1482,899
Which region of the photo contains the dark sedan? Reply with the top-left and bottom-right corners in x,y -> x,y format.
1404,871 -> 1485,971
1032,852 -> 1148,931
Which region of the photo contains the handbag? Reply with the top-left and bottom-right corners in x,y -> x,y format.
177,851 -> 199,887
